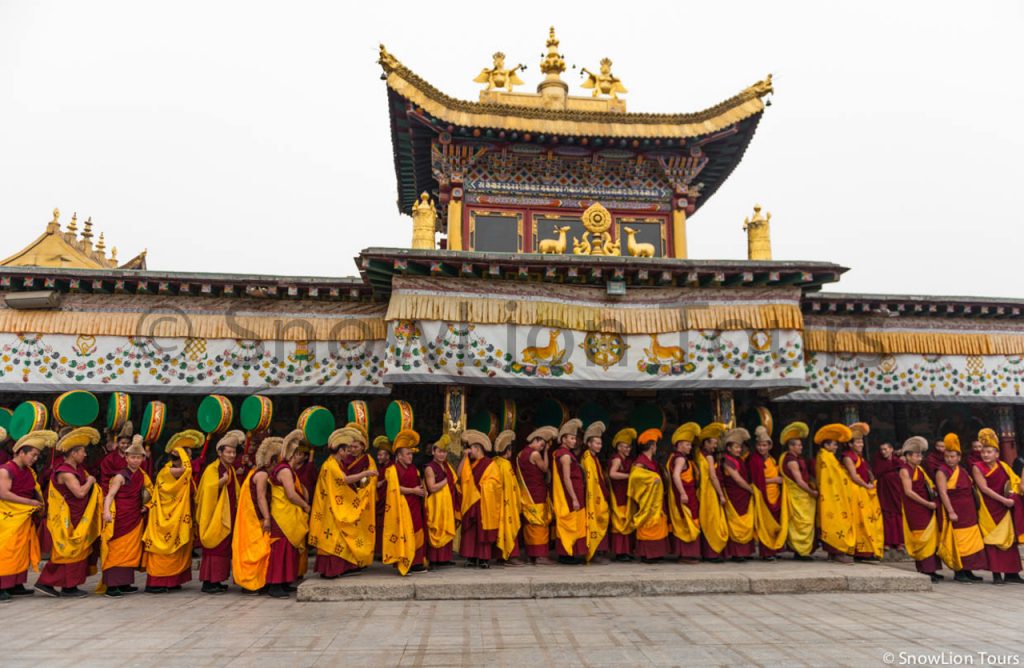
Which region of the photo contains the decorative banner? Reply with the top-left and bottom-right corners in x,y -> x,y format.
0,333 -> 388,394
384,320 -> 807,389
782,351 -> 1024,403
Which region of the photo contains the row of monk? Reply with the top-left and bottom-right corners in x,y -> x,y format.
1,416 -> 1022,602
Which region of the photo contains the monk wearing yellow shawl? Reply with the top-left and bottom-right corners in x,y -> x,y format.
842,422 -> 884,561
749,426 -> 788,561
196,430 -> 243,593
517,426 -> 555,563
778,422 -> 817,560
36,427 -> 102,598
232,436 -> 277,593
552,418 -> 587,564
696,422 -> 729,562
459,429 -> 502,568
627,429 -> 668,562
381,430 -> 427,575
492,430 -> 523,563
607,428 -> 636,560
143,430 -> 200,593
0,429 -> 53,602
424,435 -> 460,566
309,424 -> 378,579
579,422 -> 609,562
936,433 -> 988,582
814,423 -> 855,563
970,428 -> 1023,584
897,437 -> 942,582
665,423 -> 701,562
99,436 -> 152,597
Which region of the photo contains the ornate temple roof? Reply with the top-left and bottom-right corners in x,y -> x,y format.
1,209 -> 147,270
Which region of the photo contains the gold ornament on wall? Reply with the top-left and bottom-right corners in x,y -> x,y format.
572,202 -> 621,256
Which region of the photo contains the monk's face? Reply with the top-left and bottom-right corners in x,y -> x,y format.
291,449 -> 308,468
878,443 -> 893,459
468,443 -> 484,461
432,446 -> 447,463
117,436 -> 131,453
934,441 -> 945,454
349,442 -> 366,458
726,442 -> 742,458
971,440 -> 983,454
587,437 -> 602,455
67,446 -> 87,465
787,440 -> 803,456
219,445 -> 238,467
529,437 -> 545,451
980,446 -> 1000,465
943,450 -> 960,468
823,441 -> 838,453
675,440 -> 692,457
755,441 -> 772,457
905,451 -> 922,467
850,438 -> 864,454
376,448 -> 390,466
17,447 -> 41,467
702,438 -> 718,455
561,434 -> 577,450
126,453 -> 145,470
616,441 -> 631,458
396,447 -> 413,466
105,438 -> 118,453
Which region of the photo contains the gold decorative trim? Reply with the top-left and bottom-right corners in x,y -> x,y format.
804,329 -> 1024,356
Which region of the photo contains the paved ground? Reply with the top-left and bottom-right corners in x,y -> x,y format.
5,560 -> 1023,667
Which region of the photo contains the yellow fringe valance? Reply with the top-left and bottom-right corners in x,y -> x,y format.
385,293 -> 803,334
0,309 -> 386,342
804,329 -> 1024,356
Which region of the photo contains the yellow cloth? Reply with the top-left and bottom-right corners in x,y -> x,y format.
516,454 -> 551,529
196,461 -> 238,550
0,470 -> 42,576
425,463 -> 457,549
493,457 -> 522,561
308,456 -> 376,566
781,470 -> 816,557
47,468 -> 103,564
722,461 -> 754,545
627,465 -> 669,542
232,470 -> 271,591
142,448 -> 193,559
763,456 -> 782,506
663,457 -> 699,543
381,465 -> 417,575
901,467 -> 937,562
460,457 -> 502,532
816,449 -> 855,555
608,458 -> 633,536
551,451 -> 587,554
976,461 -> 1020,550
697,454 -> 728,553
580,451 -> 610,561
936,467 -> 986,570
270,468 -> 308,549
752,455 -> 788,550
99,470 -> 153,570
845,456 -> 884,558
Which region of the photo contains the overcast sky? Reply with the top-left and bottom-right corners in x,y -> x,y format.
2,1 -> 1022,298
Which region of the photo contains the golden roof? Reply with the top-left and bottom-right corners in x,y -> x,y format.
1,208 -> 146,270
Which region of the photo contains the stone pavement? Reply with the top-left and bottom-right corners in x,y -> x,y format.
5,561 -> 1023,667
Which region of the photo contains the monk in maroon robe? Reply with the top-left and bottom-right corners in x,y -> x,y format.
425,441 -> 460,565
393,437 -> 427,572
198,432 -> 242,593
897,437 -> 942,582
971,429 -> 1024,584
517,429 -> 552,562
0,431 -> 49,601
607,431 -> 635,561
748,427 -> 784,560
720,429 -> 756,560
666,432 -> 700,562
923,440 -> 945,480
100,439 -> 149,596
373,437 -> 392,559
552,420 -> 587,563
264,436 -> 309,598
935,435 -> 988,582
871,441 -> 905,552
459,430 -> 498,568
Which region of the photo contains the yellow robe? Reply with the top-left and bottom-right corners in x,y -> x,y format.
780,455 -> 816,557
976,461 -> 1022,549
752,455 -> 789,551
607,456 -> 634,536
663,458 -> 700,543
845,455 -> 884,559
516,453 -> 552,548
270,467 -> 308,549
901,466 -> 938,562
492,457 -> 522,561
98,470 -> 153,581
0,469 -> 42,577
816,449 -> 855,555
196,461 -> 239,549
425,461 -> 457,550
231,470 -> 272,591
381,465 -> 418,575
627,465 -> 668,542
47,467 -> 103,565
142,448 -> 193,577
697,454 -> 728,553
937,467 -> 985,571
580,451 -> 610,561
460,457 -> 502,533
308,456 -> 376,566
551,451 -> 587,554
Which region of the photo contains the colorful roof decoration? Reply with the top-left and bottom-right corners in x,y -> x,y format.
1,208 -> 147,270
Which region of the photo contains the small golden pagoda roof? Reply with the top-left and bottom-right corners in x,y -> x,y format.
1,208 -> 147,270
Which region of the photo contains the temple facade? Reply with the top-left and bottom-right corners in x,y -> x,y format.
1,29 -> 1021,463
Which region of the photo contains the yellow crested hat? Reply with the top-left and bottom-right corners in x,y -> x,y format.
779,422 -> 809,445
698,422 -> 727,443
583,421 -> 606,443
849,422 -> 871,440
14,429 -> 58,453
670,422 -> 700,445
978,428 -> 998,450
942,433 -> 961,453
723,427 -> 751,446
462,429 -> 492,453
813,423 -> 853,445
612,427 -> 637,446
165,429 -> 205,454
56,426 -> 101,453
328,427 -> 363,450
393,428 -> 420,453
216,429 -> 246,452
638,428 -> 662,445
373,434 -> 393,453
345,421 -> 368,445
494,429 -> 516,454
558,418 -> 582,440
527,425 -> 558,443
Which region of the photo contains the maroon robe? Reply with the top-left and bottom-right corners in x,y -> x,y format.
607,453 -> 635,557
103,467 -> 147,587
721,454 -> 755,558
844,452 -> 878,558
923,449 -> 945,480
899,462 -> 941,575
36,463 -> 93,589
199,461 -> 238,583
666,452 -> 699,559
460,457 -> 497,560
0,461 -> 39,588
516,448 -> 550,558
939,463 -> 988,571
871,453 -> 905,547
374,458 -> 389,559
552,446 -> 586,558
318,454 -> 372,577
396,462 -> 426,569
425,460 -> 459,563
974,462 -> 1023,574
265,462 -> 299,585
748,451 -> 783,558
632,454 -> 668,559
99,450 -> 127,492
780,452 -> 818,553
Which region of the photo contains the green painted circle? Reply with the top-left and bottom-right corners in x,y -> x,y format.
240,395 -> 273,432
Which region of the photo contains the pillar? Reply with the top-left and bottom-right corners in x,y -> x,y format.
713,390 -> 735,428
446,187 -> 464,251
672,208 -> 687,259
994,405 -> 1019,463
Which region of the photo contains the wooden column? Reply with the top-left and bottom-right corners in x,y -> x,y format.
672,208 -> 687,259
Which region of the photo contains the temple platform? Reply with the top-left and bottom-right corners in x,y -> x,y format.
296,558 -> 930,602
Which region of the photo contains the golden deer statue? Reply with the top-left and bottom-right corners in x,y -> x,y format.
622,227 -> 655,257
522,329 -> 563,364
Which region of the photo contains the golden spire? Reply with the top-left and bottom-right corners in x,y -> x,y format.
66,211 -> 78,235
743,204 -> 772,260
536,26 -> 568,108
96,231 -> 106,255
47,207 -> 61,233
539,26 -> 565,76
82,216 -> 93,246
110,246 -> 118,263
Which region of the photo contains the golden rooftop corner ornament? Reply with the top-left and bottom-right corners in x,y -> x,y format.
572,202 -> 621,256
473,52 -> 526,92
581,58 -> 627,100
410,192 -> 438,250
744,204 -> 772,260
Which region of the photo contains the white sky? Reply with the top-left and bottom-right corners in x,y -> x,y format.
2,1 -> 1022,298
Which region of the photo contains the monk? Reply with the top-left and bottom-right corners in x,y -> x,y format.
99,420 -> 134,490
719,428 -> 756,561
897,437 -> 942,583
815,423 -> 856,563
843,423 -> 884,561
424,435 -> 460,566
264,430 -> 310,598
143,431 -> 199,593
748,426 -> 787,561
232,436 -> 277,594
579,422 -> 609,562
551,418 -> 587,564
665,423 -> 701,563
779,422 -> 816,560
923,439 -> 945,480
373,435 -> 392,560
382,430 -> 428,575
459,429 -> 501,568
36,427 -> 102,598
287,434 -> 312,581
935,433 -> 987,583
516,426 -> 554,563
966,439 -> 984,470
492,430 -> 523,564
871,440 -> 905,558
626,429 -> 668,562
607,428 -> 636,561
696,423 -> 729,562
0,429 -> 53,602
99,436 -> 151,597
971,428 -> 1023,584
196,430 -> 242,593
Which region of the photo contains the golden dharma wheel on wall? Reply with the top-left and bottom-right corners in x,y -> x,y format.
582,202 -> 611,235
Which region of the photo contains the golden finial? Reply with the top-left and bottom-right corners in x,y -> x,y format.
410,192 -> 438,250
111,246 -> 118,263
581,57 -> 628,100
66,212 -> 78,235
743,204 -> 772,260
539,26 -> 566,76
82,216 -> 94,246
746,74 -> 774,99
52,208 -> 60,224
473,51 -> 525,92
96,231 -> 106,254
378,44 -> 400,74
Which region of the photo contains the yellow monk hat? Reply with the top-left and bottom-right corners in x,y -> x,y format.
462,429 -> 492,453
165,429 -> 205,454
779,422 -> 809,445
612,427 -> 637,446
393,428 -> 420,453
698,422 -> 727,443
978,428 -> 998,450
583,421 -> 606,442
943,433 -> 961,453
373,434 -> 393,453
638,428 -> 662,445
670,422 -> 700,445
345,421 -> 368,445
282,429 -> 307,459
814,423 -> 853,445
255,436 -> 284,469
527,425 -> 558,443
56,426 -> 101,453
216,429 -> 245,452
849,422 -> 871,440
329,427 -> 363,450
13,429 -> 58,453
494,429 -> 515,454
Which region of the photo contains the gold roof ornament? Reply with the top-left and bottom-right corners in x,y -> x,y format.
581,58 -> 627,100
536,26 -> 568,109
410,192 -> 438,250
744,204 -> 772,261
538,26 -> 566,77
473,52 -> 525,92
572,202 -> 621,256
1,208 -> 148,270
